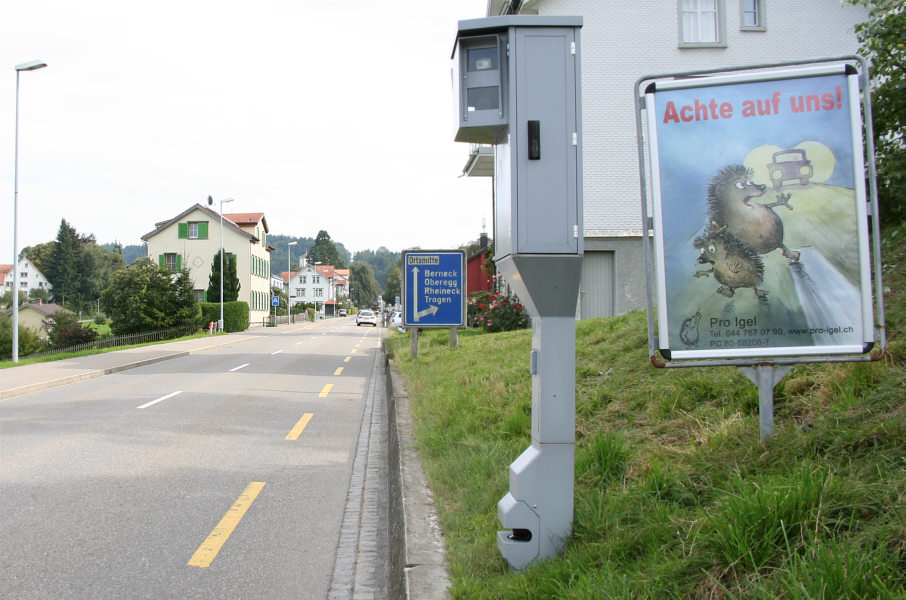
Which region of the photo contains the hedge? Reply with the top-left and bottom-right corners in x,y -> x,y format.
199,301 -> 250,332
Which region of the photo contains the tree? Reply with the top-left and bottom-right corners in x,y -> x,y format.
77,242 -> 125,309
101,259 -> 201,335
172,267 -> 203,328
48,219 -> 81,307
852,0 -> 906,224
20,241 -> 55,275
0,314 -> 46,360
353,246 -> 399,293
45,310 -> 97,349
349,261 -> 381,307
206,251 -> 240,302
306,230 -> 346,268
43,221 -> 125,310
383,264 -> 401,304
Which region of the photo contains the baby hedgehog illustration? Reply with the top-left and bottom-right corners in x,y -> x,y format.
707,164 -> 800,262
679,310 -> 701,346
694,231 -> 767,299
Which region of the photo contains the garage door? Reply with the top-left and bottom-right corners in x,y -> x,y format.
579,251 -> 614,319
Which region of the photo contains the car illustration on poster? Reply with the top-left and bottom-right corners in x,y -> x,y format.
643,64 -> 877,361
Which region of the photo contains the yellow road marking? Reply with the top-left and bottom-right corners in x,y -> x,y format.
334,367 -> 344,375
355,343 -> 361,347
319,384 -> 333,397
350,349 -> 357,354
188,482 -> 265,568
285,413 -> 314,441
343,356 -> 351,363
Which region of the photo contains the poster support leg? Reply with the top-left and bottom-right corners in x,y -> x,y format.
739,364 -> 793,442
410,327 -> 419,359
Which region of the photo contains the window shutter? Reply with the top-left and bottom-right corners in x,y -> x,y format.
203,290 -> 208,302
159,254 -> 165,268
198,222 -> 208,238
178,223 -> 188,239
176,254 -> 182,271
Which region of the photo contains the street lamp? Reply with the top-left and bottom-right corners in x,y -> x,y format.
11,60 -> 47,363
287,241 -> 297,322
208,195 -> 234,332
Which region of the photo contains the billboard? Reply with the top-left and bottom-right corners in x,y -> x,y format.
644,64 -> 874,360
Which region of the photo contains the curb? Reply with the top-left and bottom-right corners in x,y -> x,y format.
387,357 -> 451,600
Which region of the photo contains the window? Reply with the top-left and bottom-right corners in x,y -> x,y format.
315,288 -> 323,297
194,289 -> 206,302
679,0 -> 726,47
740,0 -> 765,31
163,253 -> 179,271
178,221 -> 208,239
301,276 -> 306,284
313,276 -> 321,284
20,272 -> 27,278
295,288 -> 303,297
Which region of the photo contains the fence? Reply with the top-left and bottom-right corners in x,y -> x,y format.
22,323 -> 201,360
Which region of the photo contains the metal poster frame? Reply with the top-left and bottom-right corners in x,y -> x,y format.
635,57 -> 886,370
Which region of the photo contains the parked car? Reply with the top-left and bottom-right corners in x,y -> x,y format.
338,308 -> 347,317
389,311 -> 405,331
356,309 -> 377,326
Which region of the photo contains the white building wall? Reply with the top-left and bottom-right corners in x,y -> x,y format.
3,258 -> 53,297
535,0 -> 867,234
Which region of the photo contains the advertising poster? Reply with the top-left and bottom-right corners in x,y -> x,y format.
645,65 -> 874,360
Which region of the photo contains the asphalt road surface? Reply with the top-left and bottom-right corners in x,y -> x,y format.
0,318 -> 384,599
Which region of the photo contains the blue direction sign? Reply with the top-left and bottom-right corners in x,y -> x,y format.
272,296 -> 280,307
402,250 -> 467,328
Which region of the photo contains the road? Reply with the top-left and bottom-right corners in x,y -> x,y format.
0,318 -> 386,599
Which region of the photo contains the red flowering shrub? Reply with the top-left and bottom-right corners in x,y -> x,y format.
468,290 -> 529,333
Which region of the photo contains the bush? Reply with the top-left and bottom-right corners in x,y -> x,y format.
0,314 -> 47,359
199,301 -> 249,332
469,290 -> 530,333
46,311 -> 98,349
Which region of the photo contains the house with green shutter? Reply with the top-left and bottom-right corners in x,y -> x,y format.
141,203 -> 274,324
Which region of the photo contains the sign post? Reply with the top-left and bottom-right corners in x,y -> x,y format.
402,250 -> 467,358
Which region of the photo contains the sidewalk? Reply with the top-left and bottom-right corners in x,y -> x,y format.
0,323 -> 314,400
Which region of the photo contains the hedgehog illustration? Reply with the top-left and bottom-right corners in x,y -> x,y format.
693,231 -> 767,299
679,310 -> 701,346
707,164 -> 800,262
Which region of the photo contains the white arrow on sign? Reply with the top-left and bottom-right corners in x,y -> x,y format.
410,266 -> 440,323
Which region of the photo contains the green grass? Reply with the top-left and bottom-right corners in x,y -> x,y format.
0,330 -> 218,369
386,225 -> 906,599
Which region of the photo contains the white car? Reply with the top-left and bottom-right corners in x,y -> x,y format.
389,311 -> 405,331
356,309 -> 377,326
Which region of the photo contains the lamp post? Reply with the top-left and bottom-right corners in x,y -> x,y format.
12,60 -> 47,363
208,196 -> 234,332
287,241 -> 297,322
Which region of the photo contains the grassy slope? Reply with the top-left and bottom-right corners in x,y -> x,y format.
387,222 -> 906,599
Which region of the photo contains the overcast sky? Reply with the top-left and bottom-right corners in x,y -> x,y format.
0,0 -> 492,263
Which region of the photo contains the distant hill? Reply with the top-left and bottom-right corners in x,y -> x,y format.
101,243 -> 145,265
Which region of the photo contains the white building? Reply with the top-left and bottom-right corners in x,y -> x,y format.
288,264 -> 330,308
287,264 -> 348,316
142,203 -> 274,324
1,257 -> 53,298
466,0 -> 869,318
